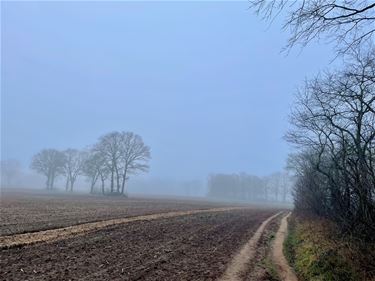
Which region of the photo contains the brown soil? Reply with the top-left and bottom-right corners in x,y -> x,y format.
0,207 -> 243,249
0,190 -> 239,236
0,209 -> 278,281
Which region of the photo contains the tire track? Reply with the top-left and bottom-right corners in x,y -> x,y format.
218,211 -> 283,281
272,212 -> 298,281
0,207 -> 243,249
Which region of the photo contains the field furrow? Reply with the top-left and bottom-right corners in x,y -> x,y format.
0,209 -> 278,281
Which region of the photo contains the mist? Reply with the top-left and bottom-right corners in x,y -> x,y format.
2,1 -> 334,200
2,2 -> 374,280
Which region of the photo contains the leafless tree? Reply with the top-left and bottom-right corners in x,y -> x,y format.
95,132 -> 123,193
286,47 -> 375,239
94,131 -> 151,195
83,150 -> 109,194
287,151 -> 331,216
250,0 -> 375,54
62,149 -> 85,192
119,132 -> 151,195
30,149 -> 65,190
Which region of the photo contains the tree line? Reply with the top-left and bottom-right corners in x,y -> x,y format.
207,172 -> 293,203
286,49 -> 375,240
30,131 -> 151,195
251,0 -> 375,241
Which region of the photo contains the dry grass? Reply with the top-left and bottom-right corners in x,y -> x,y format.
284,213 -> 375,281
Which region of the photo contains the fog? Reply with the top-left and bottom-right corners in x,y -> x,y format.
2,1 -> 334,199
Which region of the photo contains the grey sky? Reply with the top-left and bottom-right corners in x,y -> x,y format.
2,1 -> 335,181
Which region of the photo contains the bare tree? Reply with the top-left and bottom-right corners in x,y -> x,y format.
82,150 -> 109,194
286,48 -> 375,239
119,132 -> 151,195
95,132 -> 123,193
94,131 -> 151,195
83,151 -> 101,194
250,0 -> 375,54
62,149 -> 85,192
287,151 -> 331,216
30,149 -> 65,190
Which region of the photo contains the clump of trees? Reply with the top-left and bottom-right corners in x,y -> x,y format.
207,172 -> 293,203
30,131 -> 151,195
84,131 -> 151,195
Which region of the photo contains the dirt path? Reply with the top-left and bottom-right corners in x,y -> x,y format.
0,207 -> 243,249
272,212 -> 298,281
242,213 -> 283,280
218,211 -> 283,281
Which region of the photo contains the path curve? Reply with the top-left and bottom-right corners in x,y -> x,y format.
219,211 -> 282,281
273,212 -> 298,281
0,207 -> 243,249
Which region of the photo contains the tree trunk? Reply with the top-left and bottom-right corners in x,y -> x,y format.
90,173 -> 99,194
46,175 -> 51,190
70,179 -> 74,192
121,168 -> 127,195
115,166 -> 120,193
110,168 -> 114,193
121,178 -> 126,195
90,180 -> 95,194
101,179 -> 105,195
50,173 -> 55,190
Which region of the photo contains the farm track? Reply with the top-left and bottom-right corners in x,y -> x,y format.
0,208 -> 279,281
242,213 -> 284,280
0,207 -> 243,249
272,213 -> 298,281
219,211 -> 282,281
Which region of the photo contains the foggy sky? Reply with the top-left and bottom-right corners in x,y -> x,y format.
2,1 -> 335,181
